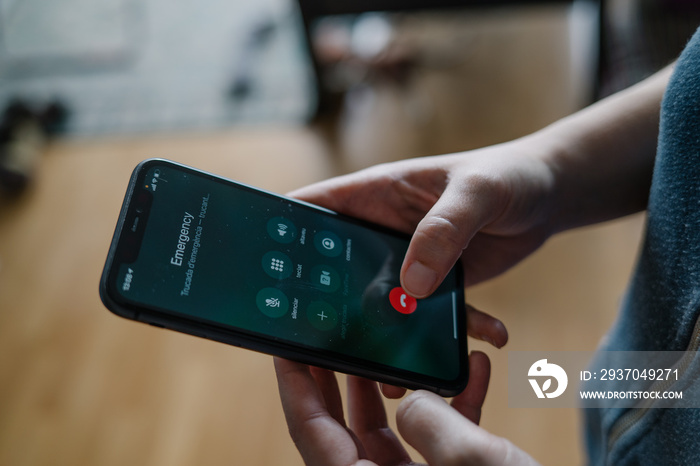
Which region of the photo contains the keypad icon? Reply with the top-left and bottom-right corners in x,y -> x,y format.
262,251 -> 293,279
270,258 -> 285,272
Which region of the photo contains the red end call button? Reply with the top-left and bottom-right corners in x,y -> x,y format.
389,287 -> 417,314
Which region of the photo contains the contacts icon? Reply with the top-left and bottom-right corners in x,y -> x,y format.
314,231 -> 342,257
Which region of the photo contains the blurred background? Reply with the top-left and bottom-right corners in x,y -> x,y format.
1,0 -> 699,464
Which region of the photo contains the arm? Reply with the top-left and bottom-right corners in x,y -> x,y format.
539,65 -> 673,231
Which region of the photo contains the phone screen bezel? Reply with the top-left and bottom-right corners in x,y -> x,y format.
99,158 -> 468,396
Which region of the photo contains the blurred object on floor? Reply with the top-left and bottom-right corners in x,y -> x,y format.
297,0 -> 587,117
597,0 -> 700,97
0,99 -> 68,194
0,0 -> 316,136
228,18 -> 279,100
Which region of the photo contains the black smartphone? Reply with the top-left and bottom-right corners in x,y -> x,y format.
100,159 -> 468,395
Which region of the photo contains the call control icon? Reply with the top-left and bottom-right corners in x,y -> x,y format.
256,288 -> 289,318
262,251 -> 293,279
389,287 -> 417,314
306,301 -> 338,331
267,217 -> 297,244
314,231 -> 342,258
310,265 -> 340,293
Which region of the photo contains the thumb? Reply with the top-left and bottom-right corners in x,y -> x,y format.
400,178 -> 500,298
396,391 -> 538,466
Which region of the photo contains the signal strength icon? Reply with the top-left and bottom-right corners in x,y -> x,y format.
277,224 -> 288,237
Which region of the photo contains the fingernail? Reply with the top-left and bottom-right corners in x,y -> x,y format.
403,261 -> 438,298
480,334 -> 498,348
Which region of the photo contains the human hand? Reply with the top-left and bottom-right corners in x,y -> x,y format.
289,139 -> 555,298
275,351 -> 538,466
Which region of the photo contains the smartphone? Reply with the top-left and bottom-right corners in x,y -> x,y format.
100,159 -> 468,395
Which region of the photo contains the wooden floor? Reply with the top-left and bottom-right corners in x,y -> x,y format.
0,5 -> 645,465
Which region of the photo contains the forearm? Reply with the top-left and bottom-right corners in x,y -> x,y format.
534,65 -> 674,232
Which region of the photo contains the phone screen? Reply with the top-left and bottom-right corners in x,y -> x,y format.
104,160 -> 466,388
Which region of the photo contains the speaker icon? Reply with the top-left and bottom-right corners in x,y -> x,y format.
268,217 -> 296,244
